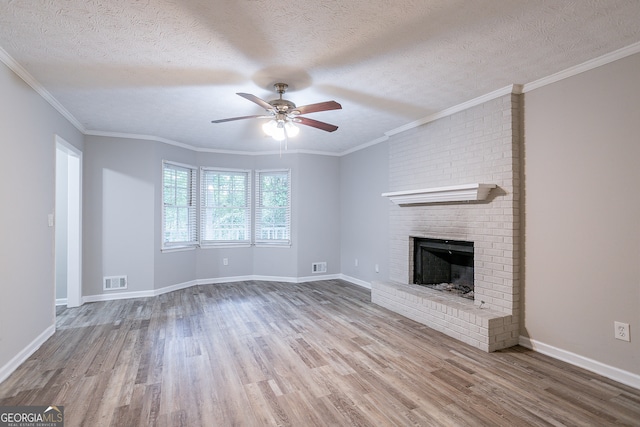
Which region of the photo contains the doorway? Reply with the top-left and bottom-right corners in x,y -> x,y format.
55,135 -> 82,308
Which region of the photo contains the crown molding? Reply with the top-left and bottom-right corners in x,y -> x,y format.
85,130 -> 196,150
523,41 -> 640,93
385,84 -> 522,137
339,84 -> 522,156
339,135 -> 389,156
0,46 -> 86,133
85,130 -> 341,156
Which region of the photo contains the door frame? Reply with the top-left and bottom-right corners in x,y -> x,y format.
55,135 -> 83,308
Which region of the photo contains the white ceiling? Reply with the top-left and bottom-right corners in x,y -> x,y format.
1,1 -> 640,154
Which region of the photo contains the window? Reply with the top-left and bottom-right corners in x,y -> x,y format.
200,168 -> 251,246
162,162 -> 291,249
255,170 -> 291,245
162,161 -> 198,249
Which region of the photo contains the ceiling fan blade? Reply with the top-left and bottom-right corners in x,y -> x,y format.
237,93 -> 274,111
211,114 -> 270,123
296,116 -> 339,132
292,100 -> 342,115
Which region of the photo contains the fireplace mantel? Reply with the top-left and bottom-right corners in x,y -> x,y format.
382,183 -> 496,205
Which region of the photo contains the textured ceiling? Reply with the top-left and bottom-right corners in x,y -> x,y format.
1,0 -> 640,154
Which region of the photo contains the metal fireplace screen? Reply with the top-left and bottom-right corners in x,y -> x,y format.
413,237 -> 474,298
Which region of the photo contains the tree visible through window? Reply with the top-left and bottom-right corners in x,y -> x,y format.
256,170 -> 291,245
200,168 -> 251,245
162,161 -> 197,248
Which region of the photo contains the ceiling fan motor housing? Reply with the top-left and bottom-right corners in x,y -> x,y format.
269,83 -> 297,113
269,98 -> 297,113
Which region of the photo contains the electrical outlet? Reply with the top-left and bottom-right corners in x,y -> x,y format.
614,321 -> 630,342
354,258 -> 359,267
223,258 -> 228,266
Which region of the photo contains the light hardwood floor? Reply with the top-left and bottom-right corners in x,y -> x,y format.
1,280 -> 639,426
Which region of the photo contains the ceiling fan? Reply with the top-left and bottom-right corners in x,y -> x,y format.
211,83 -> 342,141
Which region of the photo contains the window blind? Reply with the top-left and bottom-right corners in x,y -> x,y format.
200,168 -> 251,245
255,169 -> 291,245
162,161 -> 198,248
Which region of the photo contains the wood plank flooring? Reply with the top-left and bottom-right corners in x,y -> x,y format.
1,280 -> 639,426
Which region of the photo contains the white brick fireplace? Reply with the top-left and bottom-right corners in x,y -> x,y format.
372,92 -> 521,352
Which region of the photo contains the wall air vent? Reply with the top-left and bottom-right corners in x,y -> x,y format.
311,262 -> 327,274
103,275 -> 128,291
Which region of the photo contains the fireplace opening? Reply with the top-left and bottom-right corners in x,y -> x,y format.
413,237 -> 474,300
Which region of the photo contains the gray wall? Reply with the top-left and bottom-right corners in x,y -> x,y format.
295,154 -> 341,277
83,136 -> 157,296
523,52 -> 640,375
82,136 -> 203,295
339,143 -> 389,284
82,140 -> 342,294
0,60 -> 83,374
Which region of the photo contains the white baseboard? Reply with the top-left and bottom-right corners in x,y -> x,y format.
519,336 -> 640,390
0,324 -> 55,384
197,274 -> 353,285
156,279 -> 199,296
83,289 -> 156,303
82,274 -> 350,303
338,274 -> 371,289
197,275 -> 257,285
198,275 -> 303,285
55,298 -> 68,306
83,280 -> 199,303
297,274 -> 342,283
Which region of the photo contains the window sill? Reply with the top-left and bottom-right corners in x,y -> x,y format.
161,245 -> 197,253
254,243 -> 291,248
200,243 -> 252,249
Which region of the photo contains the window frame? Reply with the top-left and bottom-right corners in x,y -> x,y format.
199,167 -> 252,247
255,169 -> 291,247
161,160 -> 198,251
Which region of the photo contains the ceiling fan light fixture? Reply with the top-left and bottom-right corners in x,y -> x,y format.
263,119 -> 299,141
262,119 -> 277,136
272,125 -> 286,141
284,121 -> 299,138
